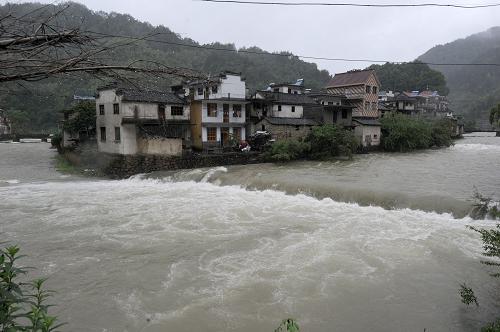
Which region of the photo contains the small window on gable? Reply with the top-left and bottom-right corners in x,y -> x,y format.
113,103 -> 119,114
373,86 -> 378,94
291,106 -> 295,113
197,87 -> 203,95
171,106 -> 183,116
278,105 -> 282,112
366,86 -> 371,94
288,88 -> 292,94
212,85 -> 218,94
99,104 -> 104,115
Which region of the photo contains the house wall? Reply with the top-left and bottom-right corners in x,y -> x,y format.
193,74 -> 246,101
354,125 -> 381,147
323,108 -> 352,127
137,137 -> 182,156
201,100 -> 246,124
190,101 -> 203,150
271,104 -> 303,118
273,86 -> 303,94
257,118 -> 313,141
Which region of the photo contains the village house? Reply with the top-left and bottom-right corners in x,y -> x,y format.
173,71 -> 247,152
95,84 -> 190,156
0,109 -> 11,136
249,80 -> 321,140
325,69 -> 381,148
306,91 -> 354,128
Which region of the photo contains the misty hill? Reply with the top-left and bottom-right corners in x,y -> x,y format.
0,2 -> 331,131
419,27 -> 500,126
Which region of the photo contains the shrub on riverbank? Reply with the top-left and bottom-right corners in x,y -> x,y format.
306,125 -> 359,159
265,125 -> 358,161
265,139 -> 310,162
380,114 -> 454,152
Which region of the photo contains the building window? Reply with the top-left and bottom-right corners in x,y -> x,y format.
342,109 -> 348,119
373,134 -> 378,139
291,106 -> 296,113
171,106 -> 183,116
288,88 -> 292,94
373,86 -> 378,94
293,91 -> 298,94
207,103 -> 218,117
100,127 -> 106,142
261,125 -> 266,131
328,102 -> 333,105
99,104 -> 104,115
295,125 -> 300,131
278,105 -> 282,112
114,127 -> 121,142
211,85 -> 218,94
207,127 -> 217,141
197,87 -> 203,95
223,104 -> 229,111
233,104 -> 242,117
273,88 -> 279,93
113,103 -> 119,114
365,86 -> 371,94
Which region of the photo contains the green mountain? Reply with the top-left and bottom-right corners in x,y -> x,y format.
367,61 -> 449,95
0,2 -> 331,131
418,27 -> 500,127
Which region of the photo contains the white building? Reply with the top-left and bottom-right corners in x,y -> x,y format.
95,85 -> 190,156
177,71 -> 247,151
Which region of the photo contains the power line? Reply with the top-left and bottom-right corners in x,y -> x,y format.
196,0 -> 500,9
87,30 -> 500,67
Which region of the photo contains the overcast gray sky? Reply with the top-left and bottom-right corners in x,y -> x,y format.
4,0 -> 500,74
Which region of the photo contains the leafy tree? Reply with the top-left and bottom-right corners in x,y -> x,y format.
275,318 -> 300,332
380,114 -> 432,152
0,245 -> 63,331
5,110 -> 31,135
62,101 -> 96,140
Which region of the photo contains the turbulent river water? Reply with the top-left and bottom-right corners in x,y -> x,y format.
1,133 -> 499,331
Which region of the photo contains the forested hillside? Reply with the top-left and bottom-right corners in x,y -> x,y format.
0,2 -> 331,131
367,61 -> 449,95
419,27 -> 500,126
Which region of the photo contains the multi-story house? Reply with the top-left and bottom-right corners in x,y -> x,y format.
325,69 -> 382,148
325,69 -> 381,118
95,84 -> 190,156
175,71 -> 247,151
250,80 -> 320,140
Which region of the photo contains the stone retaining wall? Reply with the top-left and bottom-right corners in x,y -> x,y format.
102,152 -> 266,179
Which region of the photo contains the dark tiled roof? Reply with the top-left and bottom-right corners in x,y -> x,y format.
394,93 -> 417,101
353,118 -> 381,126
257,91 -> 317,105
117,88 -> 185,105
326,69 -> 379,88
263,117 -> 319,126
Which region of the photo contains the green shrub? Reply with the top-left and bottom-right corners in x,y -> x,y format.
1,245 -> 63,331
380,114 -> 432,152
265,139 -> 310,162
306,125 -> 359,159
431,119 -> 454,147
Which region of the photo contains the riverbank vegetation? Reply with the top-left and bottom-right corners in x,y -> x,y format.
380,114 -> 454,152
265,125 -> 358,162
460,192 -> 500,331
0,245 -> 62,331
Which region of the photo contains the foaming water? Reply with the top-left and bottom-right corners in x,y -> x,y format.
1,134 -> 500,331
147,134 -> 500,218
1,179 -> 499,331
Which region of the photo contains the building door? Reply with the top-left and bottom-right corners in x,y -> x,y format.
221,128 -> 229,146
158,104 -> 166,122
223,104 -> 229,123
333,111 -> 338,123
